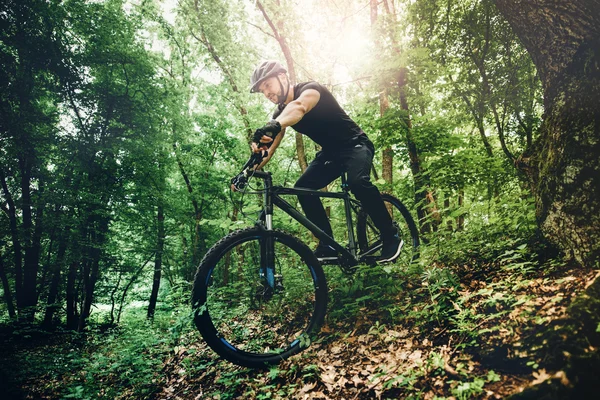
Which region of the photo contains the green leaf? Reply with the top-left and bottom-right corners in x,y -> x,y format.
487,370 -> 501,382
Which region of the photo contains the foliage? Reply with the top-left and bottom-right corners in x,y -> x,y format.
0,0 -> 596,399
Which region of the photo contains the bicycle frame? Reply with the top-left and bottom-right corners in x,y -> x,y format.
248,170 -> 380,273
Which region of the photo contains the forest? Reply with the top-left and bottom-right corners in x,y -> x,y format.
1,0 -> 599,398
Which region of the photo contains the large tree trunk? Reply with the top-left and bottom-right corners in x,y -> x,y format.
494,0 -> 600,266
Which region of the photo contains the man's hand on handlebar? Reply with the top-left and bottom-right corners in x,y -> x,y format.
232,120 -> 281,192
251,119 -> 281,154
251,137 -> 273,156
230,152 -> 266,192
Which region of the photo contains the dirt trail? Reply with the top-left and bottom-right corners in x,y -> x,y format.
158,263 -> 599,399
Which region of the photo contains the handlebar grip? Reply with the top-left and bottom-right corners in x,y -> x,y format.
232,151 -> 266,190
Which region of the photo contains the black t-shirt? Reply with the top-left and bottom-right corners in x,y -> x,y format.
272,81 -> 366,150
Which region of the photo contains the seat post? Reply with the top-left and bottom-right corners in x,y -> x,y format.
341,172 -> 357,257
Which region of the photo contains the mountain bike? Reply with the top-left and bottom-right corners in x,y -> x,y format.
192,152 -> 420,368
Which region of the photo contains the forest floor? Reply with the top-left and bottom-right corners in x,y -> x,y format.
156,259 -> 600,400
2,256 -> 600,399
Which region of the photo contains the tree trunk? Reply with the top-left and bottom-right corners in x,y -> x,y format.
14,42 -> 40,322
256,0 -> 308,172
109,272 -> 121,325
0,252 -> 16,319
117,253 -> 154,324
494,0 -> 600,266
77,217 -> 108,331
148,201 -> 165,319
0,169 -> 23,311
457,190 -> 465,231
20,175 -> 44,322
223,207 -> 239,286
42,226 -> 70,329
475,117 -> 494,158
444,197 -> 452,231
398,68 -> 437,233
173,141 -> 203,266
379,88 -> 392,187
65,261 -> 78,330
371,0 -> 394,187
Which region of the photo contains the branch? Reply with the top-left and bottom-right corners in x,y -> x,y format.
172,141 -> 200,217
65,81 -> 88,136
245,21 -> 277,39
255,0 -> 297,82
116,252 -> 155,324
255,0 -> 282,42
190,1 -> 252,137
331,75 -> 372,87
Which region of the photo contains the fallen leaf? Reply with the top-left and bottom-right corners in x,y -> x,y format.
531,369 -> 550,385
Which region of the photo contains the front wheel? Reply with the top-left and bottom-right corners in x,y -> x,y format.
192,227 -> 327,368
356,193 -> 420,267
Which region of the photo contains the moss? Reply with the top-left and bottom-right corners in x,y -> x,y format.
529,36 -> 600,267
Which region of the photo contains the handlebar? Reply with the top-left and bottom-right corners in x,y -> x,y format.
230,151 -> 268,191
231,123 -> 282,191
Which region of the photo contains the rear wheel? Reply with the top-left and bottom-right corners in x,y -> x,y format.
192,227 -> 327,368
356,193 -> 420,267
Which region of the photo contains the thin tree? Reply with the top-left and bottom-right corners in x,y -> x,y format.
256,0 -> 309,172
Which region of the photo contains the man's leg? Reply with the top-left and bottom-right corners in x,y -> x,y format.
342,141 -> 395,239
294,153 -> 342,239
341,140 -> 403,262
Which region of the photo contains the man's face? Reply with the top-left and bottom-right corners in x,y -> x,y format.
258,75 -> 283,104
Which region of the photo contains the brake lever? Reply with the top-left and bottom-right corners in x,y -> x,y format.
231,172 -> 248,191
231,151 -> 267,191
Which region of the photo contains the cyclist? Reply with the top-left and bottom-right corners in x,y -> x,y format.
247,60 -> 402,263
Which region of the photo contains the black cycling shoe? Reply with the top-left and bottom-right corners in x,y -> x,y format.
378,233 -> 404,263
314,244 -> 337,260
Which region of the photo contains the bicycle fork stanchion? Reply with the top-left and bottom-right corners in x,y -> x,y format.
260,173 -> 276,294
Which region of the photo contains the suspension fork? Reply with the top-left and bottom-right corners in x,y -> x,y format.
260,173 -> 276,288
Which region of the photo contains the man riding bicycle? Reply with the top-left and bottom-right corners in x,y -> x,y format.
246,60 -> 402,263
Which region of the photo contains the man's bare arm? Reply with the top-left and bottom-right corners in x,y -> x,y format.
275,88 -> 320,129
250,88 -> 320,169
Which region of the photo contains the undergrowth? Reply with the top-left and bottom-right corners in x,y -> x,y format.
2,226 -> 598,399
